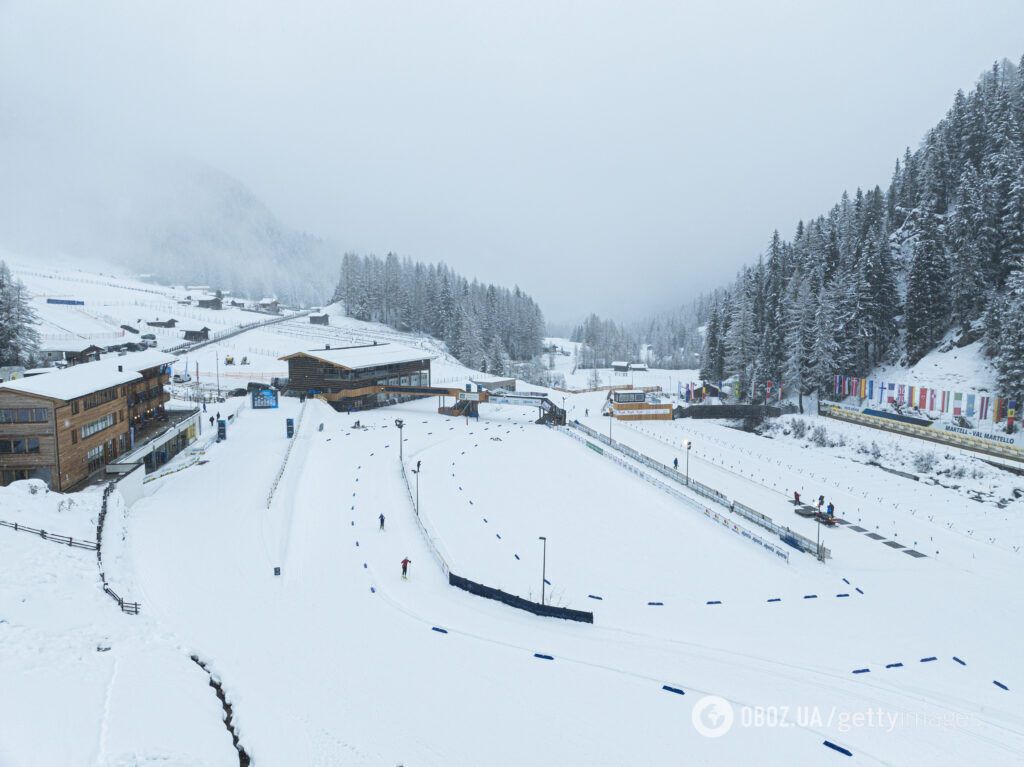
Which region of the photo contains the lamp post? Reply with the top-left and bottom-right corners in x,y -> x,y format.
412,460 -> 421,516
538,536 -> 547,605
684,439 -> 692,485
394,418 -> 405,463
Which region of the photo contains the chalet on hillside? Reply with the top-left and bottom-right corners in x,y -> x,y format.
310,313 -> 329,326
182,327 -> 211,343
146,318 -> 178,328
257,298 -> 280,314
39,343 -> 104,367
196,296 -> 223,310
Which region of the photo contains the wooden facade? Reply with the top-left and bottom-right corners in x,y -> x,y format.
0,384 -> 130,491
283,351 -> 432,412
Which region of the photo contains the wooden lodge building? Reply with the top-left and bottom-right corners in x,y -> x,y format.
0,350 -> 180,491
280,343 -> 433,411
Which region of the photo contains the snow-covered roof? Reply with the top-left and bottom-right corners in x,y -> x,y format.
280,343 -> 434,370
0,364 -> 140,402
40,341 -> 101,354
629,363 -> 649,370
0,350 -> 177,402
612,361 -> 629,367
98,349 -> 178,373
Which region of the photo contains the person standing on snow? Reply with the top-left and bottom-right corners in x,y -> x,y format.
826,501 -> 835,518
673,457 -> 679,470
379,513 -> 385,531
401,558 -> 411,579
817,495 -> 825,511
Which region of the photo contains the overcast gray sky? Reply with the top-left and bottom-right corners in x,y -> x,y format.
3,1 -> 1024,324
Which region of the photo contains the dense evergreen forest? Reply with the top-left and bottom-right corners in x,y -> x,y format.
332,253 -> 545,374
694,57 -> 1024,403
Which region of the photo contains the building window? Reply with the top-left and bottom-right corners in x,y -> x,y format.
87,444 -> 105,473
1,467 -> 51,486
80,387 -> 119,411
80,413 -> 115,439
0,407 -> 49,424
0,438 -> 40,454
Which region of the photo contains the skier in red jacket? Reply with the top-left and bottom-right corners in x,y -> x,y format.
401,558 -> 412,579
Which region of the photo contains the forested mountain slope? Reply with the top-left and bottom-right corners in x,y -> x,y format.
699,56 -> 1024,401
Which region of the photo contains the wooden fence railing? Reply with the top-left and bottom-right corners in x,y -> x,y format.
96,483 -> 141,615
0,519 -> 98,550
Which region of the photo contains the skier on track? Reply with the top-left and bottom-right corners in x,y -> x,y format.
401,558 -> 412,579
379,513 -> 385,531
826,502 -> 835,518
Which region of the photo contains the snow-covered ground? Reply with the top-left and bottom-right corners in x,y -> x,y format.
541,337 -> 696,396
1,263 -> 1023,765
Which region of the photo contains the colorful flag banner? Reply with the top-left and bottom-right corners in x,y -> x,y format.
909,385 -> 916,406
966,394 -> 976,418
919,387 -> 928,409
898,384 -> 906,405
940,391 -> 949,412
868,380 -> 874,401
929,389 -> 936,410
980,396 -> 990,420
953,392 -> 963,416
860,378 -> 867,399
834,375 -> 842,396
887,382 -> 895,403
1008,399 -> 1017,433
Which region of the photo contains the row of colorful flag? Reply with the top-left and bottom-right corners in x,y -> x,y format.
834,374 -> 1017,429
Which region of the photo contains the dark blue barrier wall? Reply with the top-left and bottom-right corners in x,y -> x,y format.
675,405 -> 788,419
449,573 -> 594,624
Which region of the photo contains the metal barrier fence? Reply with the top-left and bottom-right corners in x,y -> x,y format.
567,420 -> 826,559
560,426 -> 790,563
399,460 -> 451,576
266,400 -> 307,509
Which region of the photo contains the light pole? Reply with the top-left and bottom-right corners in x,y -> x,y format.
394,418 -> 405,463
684,439 -> 692,485
412,460 -> 421,516
538,536 -> 547,605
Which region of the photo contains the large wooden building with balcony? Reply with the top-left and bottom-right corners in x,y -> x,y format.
0,350 -> 178,491
280,343 -> 433,411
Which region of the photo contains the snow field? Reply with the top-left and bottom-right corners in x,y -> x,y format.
122,393 -> 1022,764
